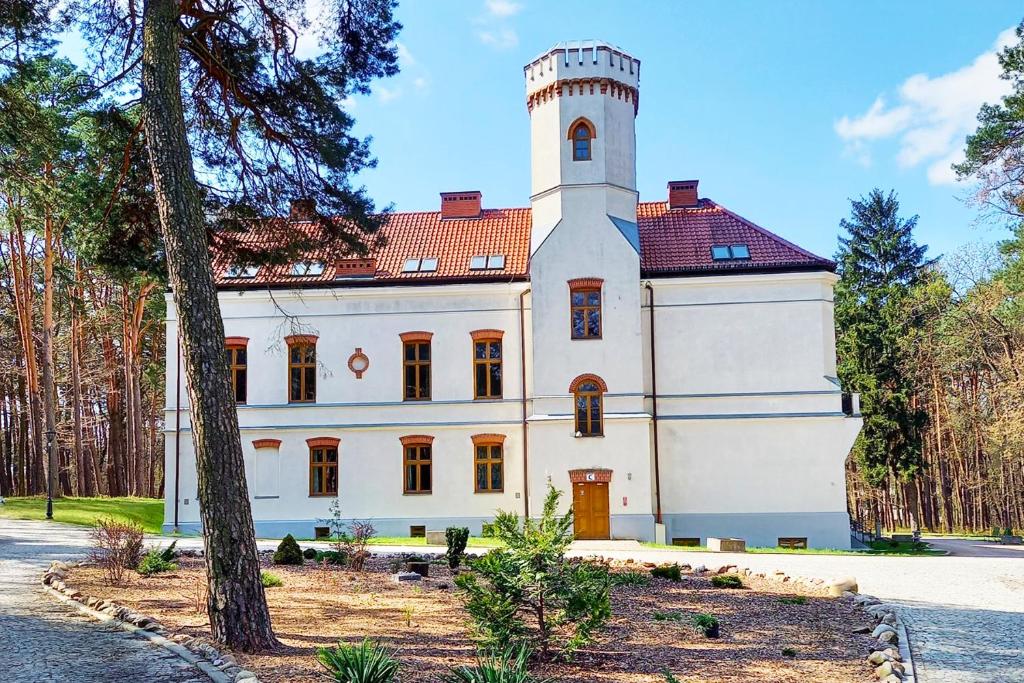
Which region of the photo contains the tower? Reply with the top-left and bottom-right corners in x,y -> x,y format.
524,40 -> 641,251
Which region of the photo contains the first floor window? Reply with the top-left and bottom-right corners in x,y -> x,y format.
225,338 -> 248,403
401,334 -> 432,400
309,442 -> 338,496
473,336 -> 502,399
402,436 -> 433,494
570,374 -> 606,437
473,436 -> 504,493
569,279 -> 603,339
287,336 -> 317,402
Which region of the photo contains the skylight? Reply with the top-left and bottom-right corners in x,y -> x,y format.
469,254 -> 506,270
225,264 -> 259,278
402,257 -> 439,273
711,245 -> 750,261
290,260 -> 325,276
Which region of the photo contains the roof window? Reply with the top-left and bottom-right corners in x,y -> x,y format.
469,254 -> 506,270
225,264 -> 259,279
711,244 -> 750,261
402,257 -> 439,273
290,260 -> 325,276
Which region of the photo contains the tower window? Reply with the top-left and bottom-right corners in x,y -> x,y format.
568,278 -> 604,339
568,118 -> 596,162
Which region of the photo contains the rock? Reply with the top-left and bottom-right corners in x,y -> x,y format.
881,675 -> 903,683
875,661 -> 902,679
394,572 -> 421,582
853,625 -> 872,634
877,630 -> 899,645
842,590 -> 857,599
867,651 -> 892,665
828,576 -> 858,596
882,648 -> 901,661
871,624 -> 896,639
235,671 -> 257,681
881,613 -> 897,626
692,564 -> 706,574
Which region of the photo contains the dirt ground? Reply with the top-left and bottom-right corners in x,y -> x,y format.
69,554 -> 873,682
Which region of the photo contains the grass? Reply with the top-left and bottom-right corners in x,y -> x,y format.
641,540 -> 944,556
0,496 -> 164,534
779,596 -> 807,605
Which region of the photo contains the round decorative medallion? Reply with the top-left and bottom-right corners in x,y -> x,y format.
347,347 -> 370,379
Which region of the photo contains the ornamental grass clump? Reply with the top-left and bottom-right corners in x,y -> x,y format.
455,485 -> 611,660
650,563 -> 682,582
710,574 -> 743,589
316,638 -> 400,683
273,534 -> 304,565
442,646 -> 553,683
138,548 -> 178,576
261,571 -> 283,587
611,570 -> 650,587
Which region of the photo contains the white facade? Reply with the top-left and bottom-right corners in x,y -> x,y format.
164,40 -> 861,548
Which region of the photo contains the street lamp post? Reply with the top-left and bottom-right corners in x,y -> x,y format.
45,429 -> 56,520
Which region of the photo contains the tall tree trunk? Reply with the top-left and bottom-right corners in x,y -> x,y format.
70,262 -> 87,496
142,0 -> 276,651
42,205 -> 58,501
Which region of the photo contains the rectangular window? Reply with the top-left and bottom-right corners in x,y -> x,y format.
226,346 -> 247,403
404,445 -> 432,494
672,537 -> 701,547
778,537 -> 808,549
309,446 -> 338,496
289,342 -> 316,402
473,339 -> 502,399
410,525 -> 426,538
570,288 -> 602,339
474,443 -> 504,493
403,341 -> 431,400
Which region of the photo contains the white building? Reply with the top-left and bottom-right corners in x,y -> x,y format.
164,40 -> 862,548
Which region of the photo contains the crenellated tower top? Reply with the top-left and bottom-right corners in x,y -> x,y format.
524,40 -> 640,115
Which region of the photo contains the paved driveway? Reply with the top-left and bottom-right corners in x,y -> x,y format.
0,518 -> 205,683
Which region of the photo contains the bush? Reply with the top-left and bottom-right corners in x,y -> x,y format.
138,549 -> 178,576
611,570 -> 650,587
455,485 -> 611,660
303,547 -> 318,560
446,527 -> 470,569
650,564 -> 682,582
481,523 -> 495,538
316,638 -> 399,683
690,613 -> 719,638
273,534 -> 304,565
781,647 -> 797,658
261,571 -> 283,588
317,500 -> 376,571
663,671 -> 681,683
442,646 -> 552,682
710,574 -> 743,589
159,540 -> 178,563
88,518 -> 145,585
315,550 -> 348,566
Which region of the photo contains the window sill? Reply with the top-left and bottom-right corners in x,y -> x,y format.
403,397 -> 432,402
474,489 -> 505,494
403,491 -> 432,496
253,495 -> 279,500
309,492 -> 337,498
289,400 -> 316,404
473,396 -> 503,402
570,336 -> 603,341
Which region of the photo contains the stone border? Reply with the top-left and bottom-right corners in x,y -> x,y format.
40,561 -> 258,683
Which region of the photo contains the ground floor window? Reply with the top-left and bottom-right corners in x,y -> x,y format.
472,434 -> 505,492
307,437 -> 339,496
401,435 -> 434,494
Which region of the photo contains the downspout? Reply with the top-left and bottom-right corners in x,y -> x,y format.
644,282 -> 663,524
173,331 -> 181,532
519,287 -> 531,519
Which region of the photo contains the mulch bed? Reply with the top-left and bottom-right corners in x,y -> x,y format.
68,554 -> 873,682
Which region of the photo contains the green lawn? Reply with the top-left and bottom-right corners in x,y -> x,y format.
0,496 -> 165,534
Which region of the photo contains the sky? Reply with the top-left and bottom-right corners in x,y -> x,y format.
59,1 -> 1024,261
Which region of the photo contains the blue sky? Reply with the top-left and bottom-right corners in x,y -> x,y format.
56,1 -> 1024,261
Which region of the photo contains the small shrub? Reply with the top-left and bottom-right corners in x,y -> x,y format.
303,547 -> 318,560
88,518 -> 145,585
316,638 -> 400,683
662,671 -> 681,683
446,526 -> 470,569
159,540 -> 178,563
138,549 -> 178,576
1006,527 -> 1015,537
710,574 -> 743,589
779,596 -> 806,605
481,522 -> 495,538
652,611 -> 684,622
650,564 -> 682,582
261,571 -> 283,587
315,550 -> 348,566
611,570 -> 650,587
442,646 -> 550,683
274,534 -> 304,565
691,613 -> 719,638
781,647 -> 797,658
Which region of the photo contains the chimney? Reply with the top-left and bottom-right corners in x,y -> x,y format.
440,191 -> 482,219
667,180 -> 699,209
289,198 -> 317,221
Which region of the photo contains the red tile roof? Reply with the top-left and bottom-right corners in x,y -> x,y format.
212,197 -> 830,288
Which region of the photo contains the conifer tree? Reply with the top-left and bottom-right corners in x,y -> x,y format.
835,189 -> 930,531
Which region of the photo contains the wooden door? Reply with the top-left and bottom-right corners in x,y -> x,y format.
573,481 -> 610,540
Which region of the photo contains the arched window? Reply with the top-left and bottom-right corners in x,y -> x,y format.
568,118 -> 595,161
570,374 -> 607,437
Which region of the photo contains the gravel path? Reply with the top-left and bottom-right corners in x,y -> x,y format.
0,518 -> 206,683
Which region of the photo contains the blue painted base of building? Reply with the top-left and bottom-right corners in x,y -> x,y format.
660,511 -> 852,550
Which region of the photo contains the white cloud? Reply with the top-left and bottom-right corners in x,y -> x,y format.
478,27 -> 519,50
835,27 -> 1017,185
485,0 -> 522,18
396,41 -> 416,68
378,86 -> 402,104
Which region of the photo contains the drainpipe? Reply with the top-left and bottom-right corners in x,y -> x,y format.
173,332 -> 182,532
644,282 -> 663,524
518,287 -> 531,519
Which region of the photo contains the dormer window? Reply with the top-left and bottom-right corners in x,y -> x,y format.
225,264 -> 259,279
469,254 -> 506,270
568,117 -> 595,162
290,260 -> 325,276
403,258 -> 439,273
711,245 -> 750,261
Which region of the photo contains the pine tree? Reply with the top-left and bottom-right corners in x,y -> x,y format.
835,189 -> 931,531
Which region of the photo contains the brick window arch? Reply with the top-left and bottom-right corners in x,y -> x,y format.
401,435 -> 434,494
568,117 -> 596,161
569,373 -> 606,437
472,433 -> 506,493
568,278 -> 603,339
